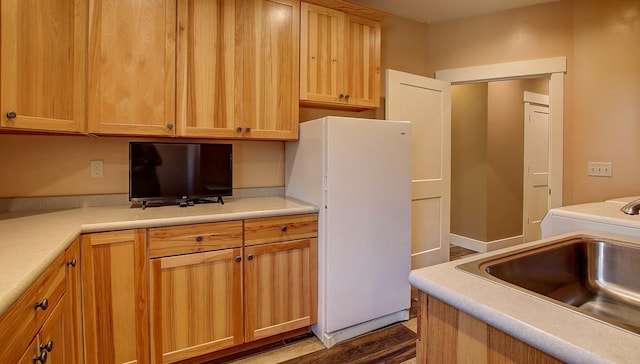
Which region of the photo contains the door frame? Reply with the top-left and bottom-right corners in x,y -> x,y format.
436,57 -> 565,211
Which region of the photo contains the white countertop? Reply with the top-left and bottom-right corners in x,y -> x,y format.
0,196 -> 317,316
409,231 -> 640,364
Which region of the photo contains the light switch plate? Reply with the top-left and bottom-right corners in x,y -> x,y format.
588,162 -> 612,177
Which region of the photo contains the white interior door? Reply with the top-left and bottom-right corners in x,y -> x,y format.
523,94 -> 550,242
386,70 -> 451,268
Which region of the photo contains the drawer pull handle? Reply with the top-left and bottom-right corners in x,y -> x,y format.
33,351 -> 47,363
34,298 -> 48,311
235,256 -> 241,262
281,225 -> 288,232
40,340 -> 53,352
195,235 -> 203,242
247,254 -> 254,261
6,110 -> 17,119
67,258 -> 77,267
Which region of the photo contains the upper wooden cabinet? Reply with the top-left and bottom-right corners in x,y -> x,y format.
0,0 -> 87,133
177,0 -> 299,140
300,2 -> 381,109
87,0 -> 177,136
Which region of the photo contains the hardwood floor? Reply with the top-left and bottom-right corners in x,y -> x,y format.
209,245 -> 478,363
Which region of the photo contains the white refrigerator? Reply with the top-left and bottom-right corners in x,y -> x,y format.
285,116 -> 412,348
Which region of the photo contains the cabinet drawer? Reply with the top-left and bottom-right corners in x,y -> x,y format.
0,253 -> 66,363
149,220 -> 243,258
244,214 -> 318,246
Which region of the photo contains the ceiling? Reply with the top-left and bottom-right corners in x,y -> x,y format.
347,0 -> 559,24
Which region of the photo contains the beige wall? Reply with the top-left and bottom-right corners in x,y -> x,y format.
429,0 -> 640,205
451,83 -> 488,241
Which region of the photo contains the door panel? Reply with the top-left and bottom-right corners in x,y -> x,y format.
524,102 -> 550,242
386,70 -> 451,268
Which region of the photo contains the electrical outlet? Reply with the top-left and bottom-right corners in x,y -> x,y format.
90,160 -> 104,178
588,162 -> 612,177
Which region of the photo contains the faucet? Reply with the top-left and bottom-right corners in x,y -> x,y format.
621,199 -> 640,215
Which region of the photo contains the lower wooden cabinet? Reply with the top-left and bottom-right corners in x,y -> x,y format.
81,230 -> 150,364
149,248 -> 244,363
417,292 -> 563,363
18,299 -> 66,364
0,240 -> 79,364
245,238 -> 317,342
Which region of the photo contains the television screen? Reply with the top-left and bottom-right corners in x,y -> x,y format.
129,142 -> 232,203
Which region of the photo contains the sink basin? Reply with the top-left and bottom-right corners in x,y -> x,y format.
457,235 -> 640,335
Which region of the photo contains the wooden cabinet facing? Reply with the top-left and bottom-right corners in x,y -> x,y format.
1,0 -> 86,132
65,239 -> 83,364
81,230 -> 150,364
88,0 -> 176,136
177,0 -> 299,140
300,2 -> 381,109
149,221 -> 244,363
244,214 -> 318,341
0,253 -> 66,363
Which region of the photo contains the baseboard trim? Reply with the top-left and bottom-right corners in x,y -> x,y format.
450,233 -> 524,253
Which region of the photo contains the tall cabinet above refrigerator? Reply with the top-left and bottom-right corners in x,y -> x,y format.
285,116 -> 412,348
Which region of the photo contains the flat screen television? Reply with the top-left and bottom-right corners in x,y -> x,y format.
129,142 -> 232,206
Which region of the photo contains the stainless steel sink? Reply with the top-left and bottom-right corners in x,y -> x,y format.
457,235 -> 640,335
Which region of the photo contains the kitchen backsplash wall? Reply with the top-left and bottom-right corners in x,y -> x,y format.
0,134 -> 284,198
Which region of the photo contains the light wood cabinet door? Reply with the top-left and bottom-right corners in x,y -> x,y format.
300,2 -> 343,105
37,300 -> 66,364
176,0 -> 241,138
300,2 -> 380,109
65,239 -> 82,364
244,238 -> 317,342
343,14 -> 380,108
17,336 -> 39,364
150,248 -> 243,363
178,0 -> 299,140
81,230 -> 150,364
88,0 -> 176,136
242,0 -> 299,140
0,0 -> 86,132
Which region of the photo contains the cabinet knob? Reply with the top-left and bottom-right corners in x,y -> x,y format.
6,110 -> 17,119
236,126 -> 242,132
40,340 -> 53,353
34,298 -> 49,311
195,235 -> 203,242
166,123 -> 174,130
247,254 -> 254,261
33,351 -> 47,363
67,258 -> 77,267
344,94 -> 350,100
338,94 -> 344,99
235,256 -> 241,262
281,225 -> 288,232
245,127 -> 251,133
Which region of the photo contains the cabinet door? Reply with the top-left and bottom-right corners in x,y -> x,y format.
81,230 -> 150,364
88,0 -> 176,136
38,300 -> 66,364
300,2 -> 344,105
176,0 -> 241,138
65,239 -> 82,364
244,238 -> 317,342
242,0 -> 300,140
150,249 -> 243,363
17,336 -> 39,364
0,0 -> 86,132
343,14 -> 380,108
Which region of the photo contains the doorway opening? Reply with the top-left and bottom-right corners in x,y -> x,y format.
436,57 -> 565,252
